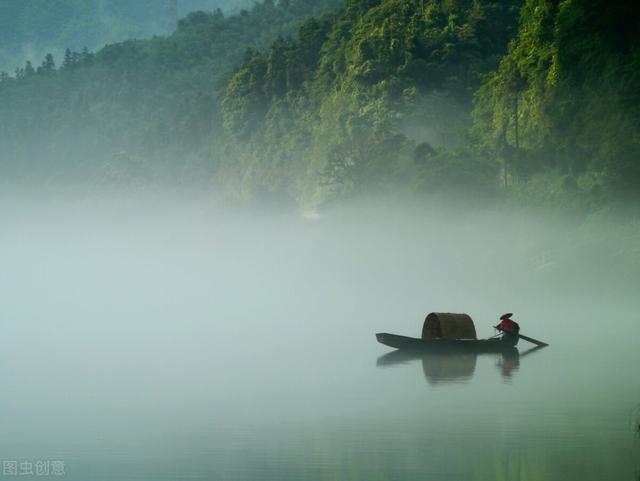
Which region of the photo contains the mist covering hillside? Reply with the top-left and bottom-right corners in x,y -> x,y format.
0,0 -> 638,240
0,0 -> 253,72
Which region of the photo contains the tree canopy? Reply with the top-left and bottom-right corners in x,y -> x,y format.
1,0 -> 639,213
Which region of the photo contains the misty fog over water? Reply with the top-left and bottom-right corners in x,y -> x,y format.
0,191 -> 638,481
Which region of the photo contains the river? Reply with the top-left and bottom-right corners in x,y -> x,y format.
0,192 -> 638,480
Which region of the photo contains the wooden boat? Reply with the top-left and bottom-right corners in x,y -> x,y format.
375,332 -> 518,352
376,312 -> 519,353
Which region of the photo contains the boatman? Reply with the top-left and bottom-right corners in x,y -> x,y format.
495,313 -> 520,334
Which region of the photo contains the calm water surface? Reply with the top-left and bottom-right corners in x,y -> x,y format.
0,194 -> 638,480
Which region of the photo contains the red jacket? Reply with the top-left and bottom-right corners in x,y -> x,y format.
496,318 -> 520,333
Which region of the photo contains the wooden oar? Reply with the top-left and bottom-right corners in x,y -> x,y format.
495,327 -> 549,347
517,333 -> 549,347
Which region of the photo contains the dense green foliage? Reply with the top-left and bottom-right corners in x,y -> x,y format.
1,0 -> 639,214
0,0 -> 342,183
472,0 -> 640,209
219,0 -> 640,209
221,0 -> 522,204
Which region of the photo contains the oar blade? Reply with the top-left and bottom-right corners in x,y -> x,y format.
518,333 -> 549,347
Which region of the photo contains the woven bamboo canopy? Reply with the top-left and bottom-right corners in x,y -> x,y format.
421,312 -> 477,340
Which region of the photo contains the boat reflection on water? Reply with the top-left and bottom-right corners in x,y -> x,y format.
376,346 -> 546,385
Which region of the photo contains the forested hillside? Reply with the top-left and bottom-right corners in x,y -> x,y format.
0,0 -> 252,72
473,0 -> 640,210
1,0 -> 639,213
221,0 -> 522,204
220,0 -> 640,209
0,0 -> 343,184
